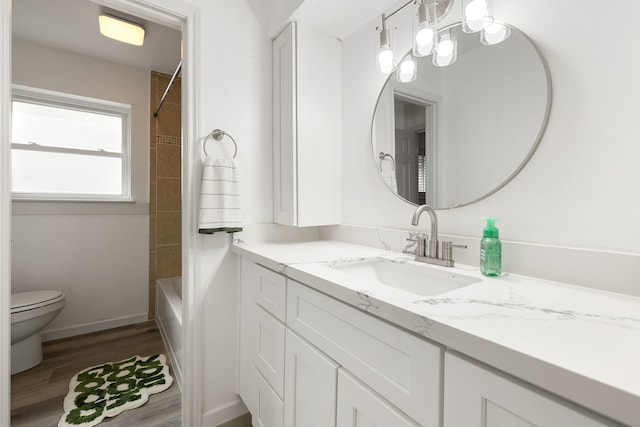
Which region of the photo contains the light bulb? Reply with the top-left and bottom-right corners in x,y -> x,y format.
397,56 -> 417,83
433,31 -> 457,67
465,0 -> 488,21
416,27 -> 434,47
462,0 -> 492,33
400,58 -> 416,74
437,39 -> 454,57
481,21 -> 511,45
378,46 -> 394,74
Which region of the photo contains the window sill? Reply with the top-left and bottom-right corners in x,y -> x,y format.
12,199 -> 149,216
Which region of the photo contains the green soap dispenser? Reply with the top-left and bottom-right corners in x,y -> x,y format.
480,217 -> 502,277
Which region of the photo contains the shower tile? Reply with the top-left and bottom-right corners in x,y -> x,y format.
149,182 -> 157,218
157,103 -> 181,138
157,74 -> 181,106
149,251 -> 156,285
150,148 -> 157,183
148,285 -> 156,320
157,144 -> 181,179
157,211 -> 181,245
151,71 -> 159,101
157,178 -> 181,212
157,244 -> 182,279
149,217 -> 157,249
150,116 -> 157,149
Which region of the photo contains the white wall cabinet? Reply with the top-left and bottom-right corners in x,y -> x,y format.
272,21 -> 341,227
443,352 -> 621,427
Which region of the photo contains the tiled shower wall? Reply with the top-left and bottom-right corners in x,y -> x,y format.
149,71 -> 182,319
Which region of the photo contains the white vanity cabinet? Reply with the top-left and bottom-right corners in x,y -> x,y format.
443,352 -> 621,427
239,257 -> 629,427
238,260 -> 287,426
238,260 -> 441,427
272,21 -> 341,227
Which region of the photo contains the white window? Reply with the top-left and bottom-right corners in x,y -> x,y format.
11,86 -> 132,201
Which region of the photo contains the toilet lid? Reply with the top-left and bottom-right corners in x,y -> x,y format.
11,290 -> 65,314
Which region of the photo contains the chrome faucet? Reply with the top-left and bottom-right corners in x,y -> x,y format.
410,204 -> 466,267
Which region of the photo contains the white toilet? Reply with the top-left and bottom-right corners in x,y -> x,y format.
11,290 -> 66,375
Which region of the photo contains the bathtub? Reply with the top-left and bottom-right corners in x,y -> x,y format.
156,276 -> 182,390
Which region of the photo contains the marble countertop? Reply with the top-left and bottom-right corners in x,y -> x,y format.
232,240 -> 640,427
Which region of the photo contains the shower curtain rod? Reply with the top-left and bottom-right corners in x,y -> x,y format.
153,60 -> 182,117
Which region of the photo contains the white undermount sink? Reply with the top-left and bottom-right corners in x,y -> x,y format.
329,257 -> 481,297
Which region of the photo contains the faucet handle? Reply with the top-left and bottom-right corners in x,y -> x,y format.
441,241 -> 467,262
406,237 -> 426,257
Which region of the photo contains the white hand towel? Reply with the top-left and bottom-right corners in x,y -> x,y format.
198,157 -> 243,234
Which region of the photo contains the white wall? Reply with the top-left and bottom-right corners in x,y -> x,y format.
178,0 -> 275,424
11,39 -> 149,339
441,32 -> 547,206
342,0 -> 640,278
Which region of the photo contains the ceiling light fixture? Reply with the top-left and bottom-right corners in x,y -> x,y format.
98,14 -> 145,46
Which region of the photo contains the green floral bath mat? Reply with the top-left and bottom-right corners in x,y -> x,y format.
58,354 -> 173,427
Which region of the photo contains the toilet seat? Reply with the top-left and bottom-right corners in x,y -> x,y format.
11,291 -> 65,315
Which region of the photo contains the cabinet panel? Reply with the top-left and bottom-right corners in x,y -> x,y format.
255,305 -> 286,398
444,352 -> 620,427
238,257 -> 258,413
255,264 -> 287,322
284,329 -> 339,427
254,367 -> 284,427
337,369 -> 420,427
287,280 -> 441,427
295,23 -> 341,226
272,22 -> 297,226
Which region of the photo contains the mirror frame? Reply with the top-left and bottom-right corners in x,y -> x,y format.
370,22 -> 553,209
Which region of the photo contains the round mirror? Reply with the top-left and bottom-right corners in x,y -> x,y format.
372,22 -> 551,209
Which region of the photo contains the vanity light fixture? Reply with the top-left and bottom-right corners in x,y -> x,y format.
413,0 -> 437,57
375,0 -> 510,79
98,14 -> 145,46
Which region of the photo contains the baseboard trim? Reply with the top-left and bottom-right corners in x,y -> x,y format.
202,397 -> 248,427
40,313 -> 149,342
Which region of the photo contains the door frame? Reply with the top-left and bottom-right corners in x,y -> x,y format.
0,0 -> 204,425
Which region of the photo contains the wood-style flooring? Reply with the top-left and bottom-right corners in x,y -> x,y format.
11,321 -> 181,427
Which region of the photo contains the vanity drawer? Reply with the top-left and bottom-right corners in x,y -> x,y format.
254,366 -> 284,427
286,280 -> 442,427
255,264 -> 287,322
254,305 -> 286,398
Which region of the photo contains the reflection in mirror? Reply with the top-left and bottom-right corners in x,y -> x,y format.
372,23 -> 551,209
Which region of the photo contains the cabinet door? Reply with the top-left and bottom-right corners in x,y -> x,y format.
272,22 -> 297,226
336,369 -> 420,427
284,329 -> 339,427
254,367 -> 284,427
444,352 -> 620,427
254,305 -> 286,398
287,280 -> 441,427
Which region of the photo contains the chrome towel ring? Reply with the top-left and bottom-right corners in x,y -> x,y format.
379,152 -> 395,171
203,128 -> 238,159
